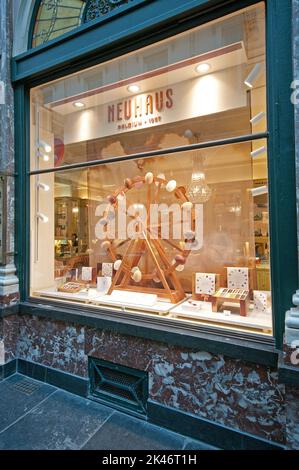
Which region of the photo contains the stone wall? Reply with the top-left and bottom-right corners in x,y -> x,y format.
3,312 -> 297,449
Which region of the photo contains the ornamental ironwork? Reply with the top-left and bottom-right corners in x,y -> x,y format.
84,0 -> 132,22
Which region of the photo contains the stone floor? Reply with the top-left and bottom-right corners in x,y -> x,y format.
0,374 -> 215,450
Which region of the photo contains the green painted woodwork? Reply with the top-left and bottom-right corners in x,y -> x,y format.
13,0 -> 298,352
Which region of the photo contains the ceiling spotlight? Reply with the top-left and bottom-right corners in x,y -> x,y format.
37,182 -> 50,192
251,146 -> 267,158
244,63 -> 262,89
251,186 -> 268,197
39,140 -> 52,153
37,212 -> 49,223
250,111 -> 266,125
195,63 -> 211,74
127,84 -> 140,93
73,101 -> 85,108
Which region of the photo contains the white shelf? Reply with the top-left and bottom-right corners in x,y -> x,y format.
171,299 -> 272,331
35,287 -> 174,315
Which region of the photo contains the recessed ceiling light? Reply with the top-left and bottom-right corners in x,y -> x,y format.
127,84 -> 140,93
195,63 -> 211,74
73,101 -> 85,108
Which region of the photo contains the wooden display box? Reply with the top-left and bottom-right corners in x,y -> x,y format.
211,288 -> 250,317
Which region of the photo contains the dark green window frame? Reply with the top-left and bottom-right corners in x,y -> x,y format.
13,0 -> 298,356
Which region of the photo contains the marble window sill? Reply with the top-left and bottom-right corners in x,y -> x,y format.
15,299 -> 279,368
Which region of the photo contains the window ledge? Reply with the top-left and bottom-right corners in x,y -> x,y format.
19,299 -> 278,368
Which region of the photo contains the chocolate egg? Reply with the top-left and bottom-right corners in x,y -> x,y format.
184,230 -> 196,241
156,173 -> 166,187
182,201 -> 193,211
124,178 -> 133,189
175,254 -> 186,265
166,180 -> 177,192
101,240 -> 111,251
152,269 -> 161,283
131,269 -> 142,283
107,195 -> 116,205
176,264 -> 185,272
113,259 -> 122,271
145,172 -> 154,184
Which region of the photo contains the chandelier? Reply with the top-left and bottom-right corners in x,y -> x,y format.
187,154 -> 212,203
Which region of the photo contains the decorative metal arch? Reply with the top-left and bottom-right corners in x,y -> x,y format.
31,0 -> 134,48
83,0 -> 132,22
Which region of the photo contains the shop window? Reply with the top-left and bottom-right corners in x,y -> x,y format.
30,3 -> 272,336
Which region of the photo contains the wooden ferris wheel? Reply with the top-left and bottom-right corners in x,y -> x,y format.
100,172 -> 199,303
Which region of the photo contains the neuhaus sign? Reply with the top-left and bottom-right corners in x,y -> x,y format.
107,88 -> 174,131
64,69 -> 247,144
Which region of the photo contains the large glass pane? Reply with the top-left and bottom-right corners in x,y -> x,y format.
30,139 -> 272,336
30,3 -> 266,170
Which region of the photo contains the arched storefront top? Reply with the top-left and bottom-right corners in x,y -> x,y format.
30,0 -> 134,48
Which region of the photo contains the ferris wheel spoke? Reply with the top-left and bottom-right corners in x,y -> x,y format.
162,238 -> 185,253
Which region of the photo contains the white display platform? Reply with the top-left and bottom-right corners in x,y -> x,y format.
35,287 -> 174,315
171,299 -> 272,332
35,288 -> 272,331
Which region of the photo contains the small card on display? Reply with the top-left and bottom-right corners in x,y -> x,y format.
254,291 -> 270,313
97,276 -> 112,295
227,267 -> 249,290
81,267 -> 93,282
195,273 -> 217,295
65,268 -> 78,282
102,263 -> 113,277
